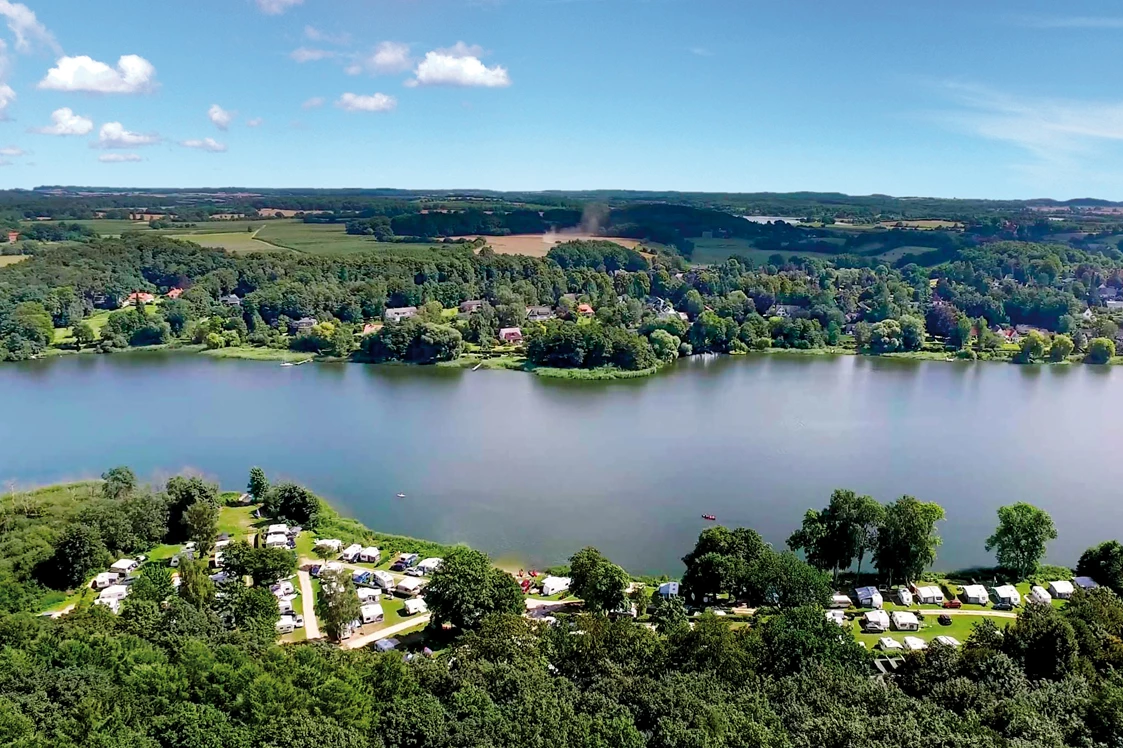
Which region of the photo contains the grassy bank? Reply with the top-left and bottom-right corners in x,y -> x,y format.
528,364 -> 661,380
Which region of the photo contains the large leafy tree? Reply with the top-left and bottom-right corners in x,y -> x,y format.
1077,540 -> 1123,594
873,496 -> 945,585
985,502 -> 1057,580
786,489 -> 883,580
221,540 -> 296,587
37,524 -> 110,589
568,547 -> 630,613
247,466 -> 270,502
741,550 -> 832,609
263,483 -> 320,528
165,476 -> 220,542
424,547 -> 524,630
101,466 -> 137,501
681,526 -> 769,603
316,567 -> 361,642
184,500 -> 220,556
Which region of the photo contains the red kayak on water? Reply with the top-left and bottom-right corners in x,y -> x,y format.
701,514 -> 716,521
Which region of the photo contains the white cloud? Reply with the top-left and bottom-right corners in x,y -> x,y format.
291,47 -> 335,63
0,83 -> 13,120
335,92 -> 396,112
182,137 -> 227,152
208,104 -> 233,130
349,41 -> 412,75
38,54 -> 157,94
0,1 -> 57,53
98,153 -> 141,163
246,117 -> 263,127
30,107 -> 93,136
256,0 -> 302,14
301,96 -> 325,109
93,121 -> 159,148
0,145 -> 23,155
304,25 -> 350,45
407,44 -> 510,88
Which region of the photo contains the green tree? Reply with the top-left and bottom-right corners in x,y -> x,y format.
1048,334 -> 1074,361
129,563 -> 175,603
101,466 -> 136,501
73,320 -> 97,350
899,314 -> 925,351
424,547 -> 524,630
568,546 -> 630,613
648,328 -> 680,363
787,489 -> 883,581
222,542 -> 295,587
1017,329 -> 1048,363
263,482 -> 320,528
1077,540 -> 1123,594
873,496 -> 945,585
316,567 -> 361,642
178,556 -> 215,609
681,526 -> 769,603
649,593 -> 688,634
984,502 -> 1057,580
38,524 -> 110,589
184,500 -> 220,556
165,476 -> 220,542
247,466 -> 269,502
741,550 -> 831,609
1086,336 -> 1116,364
949,314 -> 973,350
1002,602 -> 1078,681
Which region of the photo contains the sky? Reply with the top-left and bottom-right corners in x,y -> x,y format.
0,0 -> 1122,199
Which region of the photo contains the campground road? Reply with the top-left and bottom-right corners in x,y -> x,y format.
297,570 -> 321,639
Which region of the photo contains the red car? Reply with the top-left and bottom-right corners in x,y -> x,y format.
942,599 -> 962,609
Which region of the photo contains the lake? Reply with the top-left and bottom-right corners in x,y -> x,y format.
1,352 -> 1120,576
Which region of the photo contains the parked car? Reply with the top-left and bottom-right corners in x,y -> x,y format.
309,565 -> 322,578
293,614 -> 304,628
993,601 -> 1014,611
406,568 -> 425,577
938,614 -> 952,626
389,562 -> 407,572
942,599 -> 962,609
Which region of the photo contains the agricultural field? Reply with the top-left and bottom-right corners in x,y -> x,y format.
170,231 -> 276,253
255,221 -> 435,255
463,233 -> 641,257
877,219 -> 964,230
0,255 -> 28,266
688,237 -> 811,265
24,219 -> 146,235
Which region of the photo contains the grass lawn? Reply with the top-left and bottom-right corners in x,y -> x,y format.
54,305 -> 159,345
689,238 -> 820,265
851,611 -> 1009,650
201,345 -> 309,362
0,255 -> 28,266
218,505 -> 257,538
171,231 -> 276,253
255,222 -> 435,256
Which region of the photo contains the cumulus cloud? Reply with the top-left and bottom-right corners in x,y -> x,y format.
182,137 -> 227,152
39,54 -> 157,94
0,1 -> 57,53
291,47 -> 335,63
407,43 -> 510,88
0,83 -> 13,120
30,107 -> 93,136
0,145 -> 23,155
93,121 -> 159,148
98,153 -> 141,163
335,92 -> 396,112
301,96 -> 325,109
347,41 -> 413,75
207,104 -> 233,130
256,0 -> 302,14
246,117 -> 263,127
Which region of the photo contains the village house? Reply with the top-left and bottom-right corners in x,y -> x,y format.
7,230 -> 19,243
220,294 -> 241,307
576,303 -> 594,316
123,292 -> 155,307
166,288 -> 184,299
383,306 -> 417,323
293,317 -> 317,334
128,212 -> 169,222
361,323 -> 379,336
771,304 -> 804,318
526,305 -> 555,322
499,327 -> 523,344
459,300 -> 485,314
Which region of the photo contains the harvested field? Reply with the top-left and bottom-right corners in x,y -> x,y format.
460,234 -> 641,257
0,255 -> 28,266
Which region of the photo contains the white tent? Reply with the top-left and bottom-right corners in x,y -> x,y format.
541,576 -> 571,596
903,636 -> 928,651
372,570 -> 395,590
1029,585 -> 1052,605
891,611 -> 919,631
895,588 -> 913,606
961,584 -> 989,605
825,609 -> 846,626
404,597 -> 428,615
265,533 -> 287,548
861,609 -> 890,632
341,544 -> 362,562
359,546 -> 381,563
360,603 -> 385,624
657,581 -> 680,597
275,616 -> 295,634
830,593 -> 853,609
934,635 -> 961,648
992,585 -> 1021,605
854,586 -> 883,609
396,576 -> 424,596
914,585 -> 944,604
110,559 -> 139,575
99,584 -> 129,602
357,587 -> 381,602
1048,580 -> 1075,599
876,636 -> 902,651
417,558 -> 442,575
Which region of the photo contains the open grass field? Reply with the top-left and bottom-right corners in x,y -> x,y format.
27,219 -> 147,235
460,233 -> 641,257
689,237 -> 810,265
0,255 -> 28,266
53,304 -> 158,345
254,221 -> 436,255
171,231 -> 276,253
850,610 -> 1009,649
878,220 -> 964,230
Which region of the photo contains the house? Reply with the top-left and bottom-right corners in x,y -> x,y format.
341,544 -> 363,563
830,593 -> 852,609
934,636 -> 962,648
396,576 -> 424,597
825,609 -> 846,627
361,323 -> 379,336
99,584 -> 130,603
992,585 -> 1021,606
657,581 -> 680,597
417,558 -> 442,575
854,586 -> 883,609
372,570 -> 396,590
498,327 -> 523,344
903,636 -> 928,651
167,288 -> 184,299
576,303 -> 594,316
895,588 -> 913,606
93,572 -> 117,589
6,230 -> 18,243
360,603 -> 385,624
541,576 -> 571,596
110,559 -> 139,576
913,585 -> 945,605
961,584 -> 989,606
383,306 -> 417,323
459,300 -> 485,314
123,292 -> 155,306
1029,585 -> 1052,605
1107,300 -> 1123,310
526,305 -> 555,322
1048,580 -> 1075,599
359,546 -> 381,564
876,636 -> 903,651
1074,576 -> 1099,591
357,587 -> 381,603
861,610 -> 890,633
275,616 -> 295,634
891,611 -> 919,632
771,304 -> 804,318
1082,308 -> 1095,321
265,532 -> 288,548
403,597 -> 428,615
220,294 -> 241,307
293,317 -> 317,334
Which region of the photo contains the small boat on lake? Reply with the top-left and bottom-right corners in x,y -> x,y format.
396,492 -> 406,498
702,514 -> 716,521
280,361 -> 294,367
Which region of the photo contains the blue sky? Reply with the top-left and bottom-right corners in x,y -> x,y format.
0,0 -> 1122,198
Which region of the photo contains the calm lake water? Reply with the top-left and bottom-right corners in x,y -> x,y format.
1,352 -> 1120,575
